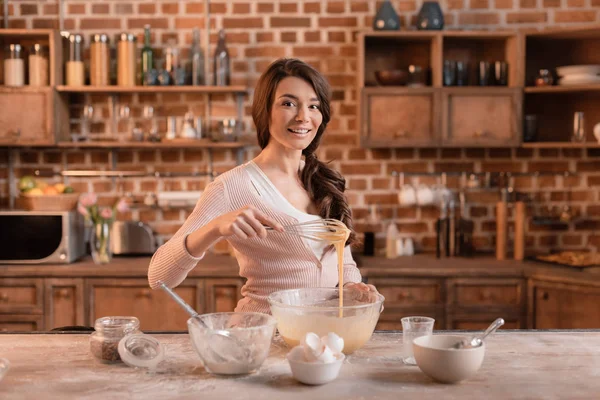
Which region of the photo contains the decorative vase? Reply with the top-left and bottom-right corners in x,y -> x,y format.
91,222 -> 112,264
417,1 -> 444,30
373,0 -> 401,31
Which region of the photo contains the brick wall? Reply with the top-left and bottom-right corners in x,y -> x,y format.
1,1 -> 600,255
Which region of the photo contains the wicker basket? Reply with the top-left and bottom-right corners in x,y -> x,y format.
19,193 -> 80,211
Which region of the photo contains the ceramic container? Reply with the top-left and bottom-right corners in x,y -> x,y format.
287,350 -> 345,385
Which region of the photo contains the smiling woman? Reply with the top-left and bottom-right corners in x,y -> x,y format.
147,58 -> 380,314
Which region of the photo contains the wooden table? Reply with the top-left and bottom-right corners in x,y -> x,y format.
1,330 -> 599,399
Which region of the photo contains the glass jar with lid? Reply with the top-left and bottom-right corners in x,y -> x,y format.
89,316 -> 140,363
28,44 -> 49,86
535,69 -> 554,87
117,32 -> 137,86
66,34 -> 85,86
4,44 -> 25,86
90,34 -> 110,86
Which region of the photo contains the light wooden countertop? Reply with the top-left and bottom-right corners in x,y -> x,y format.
0,330 -> 599,399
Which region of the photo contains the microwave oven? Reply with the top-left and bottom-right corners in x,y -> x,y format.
0,210 -> 86,264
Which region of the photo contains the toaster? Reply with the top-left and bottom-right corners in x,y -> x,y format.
111,221 -> 156,255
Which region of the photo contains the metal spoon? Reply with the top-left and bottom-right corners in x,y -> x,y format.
453,318 -> 505,349
158,282 -> 249,362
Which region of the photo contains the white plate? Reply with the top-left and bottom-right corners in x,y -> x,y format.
556,65 -> 600,77
559,75 -> 600,85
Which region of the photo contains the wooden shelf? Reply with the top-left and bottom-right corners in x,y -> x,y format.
361,30 -> 438,39
525,84 -> 600,94
0,86 -> 52,94
441,86 -> 518,94
0,29 -> 57,37
525,25 -> 600,40
56,138 -> 255,149
363,86 -> 435,94
55,85 -> 248,94
521,142 -> 600,149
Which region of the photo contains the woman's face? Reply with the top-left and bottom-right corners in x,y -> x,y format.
268,76 -> 323,152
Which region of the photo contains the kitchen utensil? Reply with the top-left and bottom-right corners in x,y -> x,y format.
413,334 -> 485,383
556,64 -> 600,77
402,316 -> 435,365
478,61 -> 491,86
456,61 -> 469,86
494,61 -> 508,86
452,318 -> 505,349
443,60 -> 457,86
374,69 -> 408,86
268,288 -> 384,354
572,112 -> 586,143
158,282 -> 249,361
266,218 -> 349,242
407,65 -> 427,87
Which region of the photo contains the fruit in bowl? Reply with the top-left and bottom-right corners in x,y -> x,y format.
268,288 -> 384,354
18,176 -> 78,211
18,176 -> 74,196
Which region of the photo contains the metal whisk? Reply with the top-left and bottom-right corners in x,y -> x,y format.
267,218 -> 349,242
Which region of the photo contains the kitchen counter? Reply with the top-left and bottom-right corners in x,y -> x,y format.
0,330 -> 599,399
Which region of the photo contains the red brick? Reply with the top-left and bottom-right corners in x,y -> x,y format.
458,12 -> 500,25
304,2 -> 321,13
175,18 -> 207,29
528,162 -> 570,172
256,32 -> 274,43
233,3 -> 250,13
245,46 -> 286,58
92,4 -> 110,14
32,18 -> 59,29
348,178 -> 368,190
210,2 -> 227,13
441,149 -> 463,159
577,161 -> 600,172
224,17 -> 263,29
340,163 -> 381,175
592,0 -> 600,5
327,1 -> 346,13
20,4 -> 38,15
161,3 -> 179,14
8,20 -> 26,29
494,0 -> 513,8
562,235 -> 583,246
281,32 -> 297,43
434,162 -> 475,172
184,2 -> 202,13
128,18 -> 169,29
328,31 -> 347,43
271,17 -> 311,27
519,0 -> 536,7
139,3 -> 156,14
507,12 -> 547,23
293,46 -> 335,57
481,162 -> 523,172
588,176 -> 600,186
80,18 -> 122,30
319,17 -> 358,27
351,2 -> 369,12
305,31 -> 321,42
43,4 -> 58,14
470,0 -> 489,8
115,3 -> 134,14
387,162 -> 429,173
554,11 -> 597,23
566,0 -> 585,6
280,3 -> 298,13
448,0 -> 465,9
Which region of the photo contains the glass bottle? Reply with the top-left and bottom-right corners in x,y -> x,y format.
89,316 -> 140,363
4,44 -> 25,86
117,32 -> 137,86
141,25 -> 153,86
190,27 -> 205,85
90,34 -> 109,86
28,44 -> 48,86
66,34 -> 85,86
213,29 -> 230,86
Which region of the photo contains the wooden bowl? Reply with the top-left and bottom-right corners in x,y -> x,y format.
375,70 -> 409,86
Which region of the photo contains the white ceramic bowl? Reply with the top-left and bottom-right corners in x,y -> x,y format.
287,351 -> 345,385
413,334 -> 485,384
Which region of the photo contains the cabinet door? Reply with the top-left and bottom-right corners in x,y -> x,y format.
44,279 -> 85,330
0,278 -> 44,314
532,281 -> 600,329
448,278 -> 525,309
0,315 -> 44,332
0,89 -> 54,145
361,88 -> 439,147
442,88 -> 522,147
204,278 -> 244,313
447,316 -> 522,330
86,279 -> 205,331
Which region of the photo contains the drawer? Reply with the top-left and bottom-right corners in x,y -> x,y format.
368,278 -> 443,307
86,279 -> 204,331
449,278 -> 524,307
0,278 -> 44,314
0,314 -> 44,332
447,313 -> 524,330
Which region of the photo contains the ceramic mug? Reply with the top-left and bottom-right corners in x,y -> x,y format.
398,184 -> 417,206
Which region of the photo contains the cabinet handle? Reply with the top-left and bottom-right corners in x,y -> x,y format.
0,293 -> 8,302
136,289 -> 152,299
57,289 -> 71,300
542,292 -> 549,300
394,130 -> 410,138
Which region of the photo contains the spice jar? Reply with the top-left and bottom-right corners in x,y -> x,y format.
66,34 -> 85,86
89,316 -> 140,363
28,44 -> 48,86
4,44 -> 25,87
535,69 -> 554,87
90,34 -> 110,86
117,33 -> 137,86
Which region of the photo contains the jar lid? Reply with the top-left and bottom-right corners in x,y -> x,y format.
8,44 -> 22,52
117,333 -> 164,369
69,34 -> 83,43
94,316 -> 140,336
30,44 -> 48,54
92,34 -> 109,43
119,32 -> 137,42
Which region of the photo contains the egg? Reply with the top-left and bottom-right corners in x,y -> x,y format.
321,332 -> 345,355
314,344 -> 336,363
301,332 -> 324,362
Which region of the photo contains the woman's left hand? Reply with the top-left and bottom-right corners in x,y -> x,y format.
344,282 -> 380,304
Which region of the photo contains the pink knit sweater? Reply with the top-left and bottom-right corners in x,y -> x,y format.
147,163 -> 363,314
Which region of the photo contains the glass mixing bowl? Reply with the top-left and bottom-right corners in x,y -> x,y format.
187,312 -> 276,375
268,288 -> 384,354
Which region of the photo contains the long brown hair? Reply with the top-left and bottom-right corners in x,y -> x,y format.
251,58 -> 357,246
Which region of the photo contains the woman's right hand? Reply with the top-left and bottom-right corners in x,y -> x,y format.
209,205 -> 285,240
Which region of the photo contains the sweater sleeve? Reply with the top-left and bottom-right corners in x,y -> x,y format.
147,180 -> 229,289
342,244 -> 362,284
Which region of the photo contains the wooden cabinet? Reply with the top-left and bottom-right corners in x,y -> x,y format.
44,279 -> 84,330
0,314 -> 44,332
448,316 -> 522,330
86,279 -> 205,331
530,280 -> 600,329
0,278 -> 44,314
361,88 -> 440,148
204,278 -> 244,313
441,89 -> 522,147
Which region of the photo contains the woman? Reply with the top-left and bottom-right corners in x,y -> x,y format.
148,58 -> 379,313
